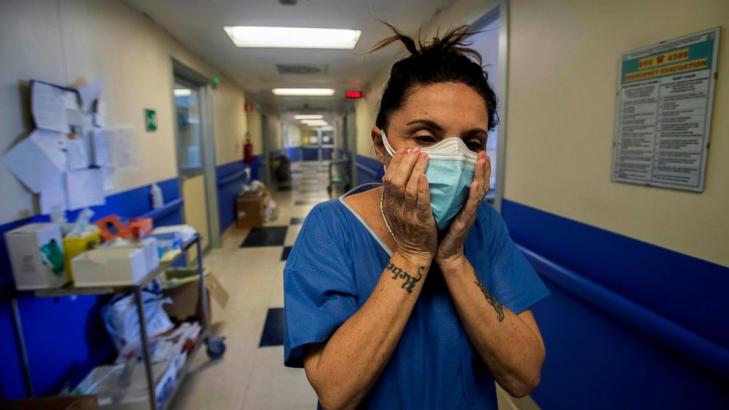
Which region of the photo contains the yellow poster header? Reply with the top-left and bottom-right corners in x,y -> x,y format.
624,58 -> 707,82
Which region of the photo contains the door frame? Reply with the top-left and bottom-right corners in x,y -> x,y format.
470,0 -> 509,212
170,58 -> 221,249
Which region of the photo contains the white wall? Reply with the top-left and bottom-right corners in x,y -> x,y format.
0,0 -> 248,224
506,0 -> 729,267
246,107 -> 264,156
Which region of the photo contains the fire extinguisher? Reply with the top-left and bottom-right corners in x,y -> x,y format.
243,132 -> 253,164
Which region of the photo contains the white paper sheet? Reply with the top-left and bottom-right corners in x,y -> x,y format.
39,174 -> 67,214
79,80 -> 104,112
102,166 -> 115,192
31,82 -> 69,133
65,168 -> 105,210
92,129 -> 112,166
108,125 -> 137,168
94,100 -> 107,127
66,138 -> 89,170
2,130 -> 66,193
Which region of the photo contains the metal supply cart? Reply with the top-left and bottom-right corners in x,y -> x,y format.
10,233 -> 225,410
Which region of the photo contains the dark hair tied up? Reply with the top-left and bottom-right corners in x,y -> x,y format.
372,23 -> 499,132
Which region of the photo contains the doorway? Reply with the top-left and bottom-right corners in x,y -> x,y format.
172,62 -> 220,252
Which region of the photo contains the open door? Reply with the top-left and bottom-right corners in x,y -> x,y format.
172,62 -> 220,253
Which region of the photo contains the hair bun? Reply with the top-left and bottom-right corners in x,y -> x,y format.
372,22 -> 482,65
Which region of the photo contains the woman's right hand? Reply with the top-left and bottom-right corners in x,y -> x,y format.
381,147 -> 437,262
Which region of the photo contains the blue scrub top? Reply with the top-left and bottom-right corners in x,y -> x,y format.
284,184 -> 549,409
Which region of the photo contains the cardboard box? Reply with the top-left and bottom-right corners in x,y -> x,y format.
163,269 -> 229,323
236,190 -> 265,228
4,223 -> 68,290
0,396 -> 98,410
71,247 -> 148,287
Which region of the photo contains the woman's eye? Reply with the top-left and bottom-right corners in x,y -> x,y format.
414,135 -> 437,145
467,141 -> 484,151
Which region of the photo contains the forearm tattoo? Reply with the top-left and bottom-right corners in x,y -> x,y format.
475,280 -> 505,321
386,262 -> 424,293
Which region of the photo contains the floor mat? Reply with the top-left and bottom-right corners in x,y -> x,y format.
240,226 -> 288,247
259,308 -> 285,347
281,246 -> 293,261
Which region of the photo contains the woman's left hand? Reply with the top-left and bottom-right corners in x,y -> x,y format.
436,151 -> 491,268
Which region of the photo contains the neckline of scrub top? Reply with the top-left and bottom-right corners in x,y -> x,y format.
338,183 -> 394,256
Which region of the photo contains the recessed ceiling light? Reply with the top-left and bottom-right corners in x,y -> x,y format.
174,89 -> 191,96
224,26 -> 361,49
272,88 -> 335,96
294,114 -> 323,120
301,120 -> 328,126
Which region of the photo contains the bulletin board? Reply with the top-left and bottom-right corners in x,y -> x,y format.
611,27 -> 720,192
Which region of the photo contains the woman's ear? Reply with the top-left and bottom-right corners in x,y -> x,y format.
371,126 -> 387,164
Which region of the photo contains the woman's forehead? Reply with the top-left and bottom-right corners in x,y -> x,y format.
392,82 -> 489,130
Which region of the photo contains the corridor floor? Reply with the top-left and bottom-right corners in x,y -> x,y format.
170,161 -> 329,410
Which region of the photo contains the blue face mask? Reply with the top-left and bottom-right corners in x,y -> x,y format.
381,131 -> 476,230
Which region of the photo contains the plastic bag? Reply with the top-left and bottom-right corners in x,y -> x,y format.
102,281 -> 173,353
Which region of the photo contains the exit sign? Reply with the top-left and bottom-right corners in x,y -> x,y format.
144,109 -> 157,131
345,90 -> 362,99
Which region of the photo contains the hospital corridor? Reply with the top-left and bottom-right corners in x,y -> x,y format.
1,0 -> 728,409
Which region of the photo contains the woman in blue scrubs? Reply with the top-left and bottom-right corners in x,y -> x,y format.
284,25 -> 549,409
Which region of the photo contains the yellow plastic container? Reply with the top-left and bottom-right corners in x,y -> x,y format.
63,231 -> 102,281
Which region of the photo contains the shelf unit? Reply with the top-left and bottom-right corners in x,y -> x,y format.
10,233 -> 224,410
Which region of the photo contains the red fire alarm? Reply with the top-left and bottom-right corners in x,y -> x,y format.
345,90 -> 363,99
244,102 -> 254,112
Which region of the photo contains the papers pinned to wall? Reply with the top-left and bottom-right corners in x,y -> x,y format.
79,79 -> 105,112
66,168 -> 105,210
39,176 -> 67,214
66,138 -> 90,170
31,81 -> 71,133
102,125 -> 137,169
2,129 -> 66,193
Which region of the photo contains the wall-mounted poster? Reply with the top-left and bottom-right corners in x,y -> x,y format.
612,28 -> 720,192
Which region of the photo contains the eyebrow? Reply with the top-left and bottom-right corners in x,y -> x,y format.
405,119 -> 488,137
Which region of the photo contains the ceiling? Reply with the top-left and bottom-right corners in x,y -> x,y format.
123,0 -> 455,115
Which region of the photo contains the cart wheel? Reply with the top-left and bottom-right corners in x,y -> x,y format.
206,336 -> 226,360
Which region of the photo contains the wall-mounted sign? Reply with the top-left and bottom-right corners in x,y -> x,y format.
612,27 -> 719,192
345,90 -> 363,99
144,108 -> 157,132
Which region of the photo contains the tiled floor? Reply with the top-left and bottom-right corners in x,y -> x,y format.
169,160 -> 329,410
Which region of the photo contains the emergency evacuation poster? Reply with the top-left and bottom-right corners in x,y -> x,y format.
612,28 -> 720,192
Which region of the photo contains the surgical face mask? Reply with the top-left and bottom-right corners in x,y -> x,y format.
380,130 -> 476,230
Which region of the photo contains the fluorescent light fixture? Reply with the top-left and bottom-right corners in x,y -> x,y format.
224,26 -> 361,49
301,120 -> 328,126
272,88 -> 335,96
294,114 -> 324,120
174,89 -> 191,96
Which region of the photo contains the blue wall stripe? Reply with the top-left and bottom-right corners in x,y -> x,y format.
501,199 -> 729,347
0,177 -> 183,400
501,199 -> 729,409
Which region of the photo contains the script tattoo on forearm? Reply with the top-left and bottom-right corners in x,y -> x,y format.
475,280 -> 505,321
386,262 -> 424,293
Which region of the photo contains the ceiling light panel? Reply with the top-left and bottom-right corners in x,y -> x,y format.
224,26 -> 361,49
272,88 -> 335,96
294,115 -> 323,120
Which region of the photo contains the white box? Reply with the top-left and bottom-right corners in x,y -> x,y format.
71,247 -> 148,287
4,223 -> 67,290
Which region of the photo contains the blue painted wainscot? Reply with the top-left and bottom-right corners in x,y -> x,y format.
0,178 -> 183,400
501,199 -> 729,409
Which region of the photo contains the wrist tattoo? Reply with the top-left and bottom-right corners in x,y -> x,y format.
474,280 -> 505,321
386,262 -> 424,293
